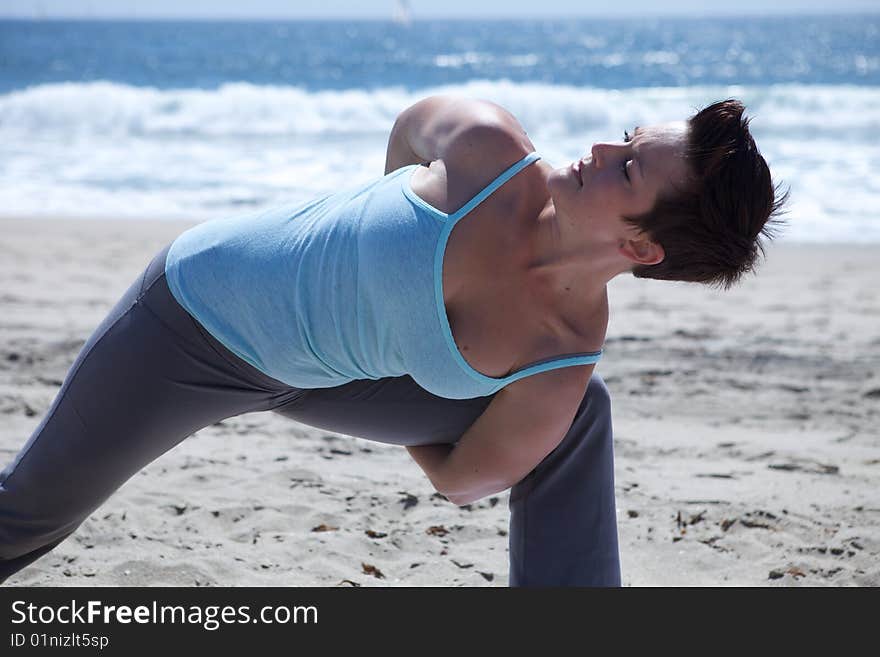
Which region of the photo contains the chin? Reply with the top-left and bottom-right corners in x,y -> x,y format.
547,165 -> 570,184
546,167 -> 571,200
547,170 -> 578,214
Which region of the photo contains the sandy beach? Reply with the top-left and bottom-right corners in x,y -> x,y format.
1,216 -> 877,587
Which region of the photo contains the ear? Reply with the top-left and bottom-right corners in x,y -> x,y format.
619,238 -> 664,266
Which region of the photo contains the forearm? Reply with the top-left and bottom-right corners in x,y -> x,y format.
405,443 -> 454,493
405,444 -> 506,506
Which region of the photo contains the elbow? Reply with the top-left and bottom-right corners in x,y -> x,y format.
444,492 -> 473,507
441,480 -> 512,507
435,483 -> 468,506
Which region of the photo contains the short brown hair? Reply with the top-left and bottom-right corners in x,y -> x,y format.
622,99 -> 789,290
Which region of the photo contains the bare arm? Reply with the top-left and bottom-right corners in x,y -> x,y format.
405,443 -> 455,495
406,365 -> 596,506
383,94 -> 532,174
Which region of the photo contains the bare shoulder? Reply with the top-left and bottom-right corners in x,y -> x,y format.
396,95 -> 533,164
441,103 -> 536,178
425,100 -> 538,214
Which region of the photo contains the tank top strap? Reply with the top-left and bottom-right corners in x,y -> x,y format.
449,152 -> 542,222
497,350 -> 604,387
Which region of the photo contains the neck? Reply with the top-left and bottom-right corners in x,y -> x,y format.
521,198 -> 631,310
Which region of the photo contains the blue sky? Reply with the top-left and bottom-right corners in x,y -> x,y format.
2,0 -> 878,19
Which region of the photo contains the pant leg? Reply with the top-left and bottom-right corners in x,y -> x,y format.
508,375 -> 620,586
0,243 -> 302,583
271,373 -> 620,586
272,375 -> 493,446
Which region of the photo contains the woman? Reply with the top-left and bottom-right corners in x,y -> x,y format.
0,95 -> 786,586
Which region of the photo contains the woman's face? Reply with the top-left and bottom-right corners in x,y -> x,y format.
547,121 -> 691,246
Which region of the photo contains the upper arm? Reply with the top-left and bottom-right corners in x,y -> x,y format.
384,95 -> 532,173
437,364 -> 595,503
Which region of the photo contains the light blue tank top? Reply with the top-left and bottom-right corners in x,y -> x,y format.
164,151 -> 602,399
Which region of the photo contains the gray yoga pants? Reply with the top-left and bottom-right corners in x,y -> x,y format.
0,243 -> 620,586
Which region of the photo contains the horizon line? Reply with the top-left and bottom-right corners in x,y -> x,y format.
1,10 -> 878,22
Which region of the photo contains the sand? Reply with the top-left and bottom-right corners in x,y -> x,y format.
1,217 -> 877,587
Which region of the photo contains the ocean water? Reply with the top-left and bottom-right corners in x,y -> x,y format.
1,16 -> 878,242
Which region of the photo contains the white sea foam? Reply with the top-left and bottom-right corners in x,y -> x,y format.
1,80 -> 877,241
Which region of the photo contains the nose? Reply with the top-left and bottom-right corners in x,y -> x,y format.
590,142 -> 621,169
